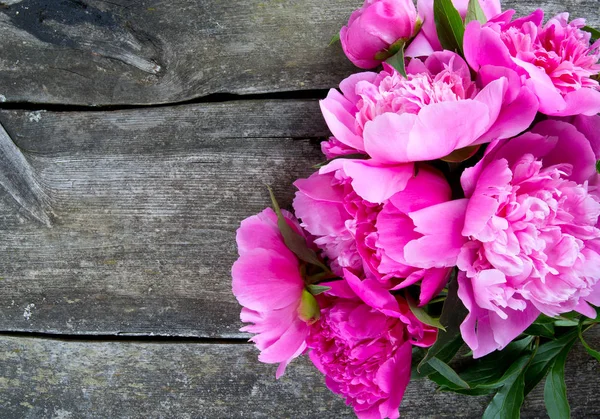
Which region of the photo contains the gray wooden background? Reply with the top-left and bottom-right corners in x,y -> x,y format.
0,0 -> 598,418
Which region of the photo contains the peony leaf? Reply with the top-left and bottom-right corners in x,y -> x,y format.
459,337 -> 534,388
523,314 -> 556,339
578,322 -> 600,363
482,355 -> 531,419
417,272 -> 467,372
433,0 -> 465,55
524,329 -> 578,396
428,357 -> 470,389
329,32 -> 341,46
385,43 -> 407,78
267,186 -> 329,272
582,26 -> 600,40
406,293 -> 446,331
543,340 -> 575,419
465,0 -> 487,24
441,144 -> 480,163
596,160 -> 600,174
307,284 -> 331,296
298,289 -> 320,324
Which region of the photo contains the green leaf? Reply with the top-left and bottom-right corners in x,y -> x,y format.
267,186 -> 329,272
465,0 -> 487,24
433,0 -> 465,54
329,32 -> 341,46
582,26 -> 600,40
428,357 -> 470,389
374,38 -> 406,61
386,49 -> 407,78
523,314 -> 556,339
460,336 -> 534,387
543,339 -> 576,419
554,319 -> 579,327
524,329 -> 578,396
307,284 -> 331,296
298,289 -> 320,324
596,160 -> 600,174
417,271 -> 467,372
578,322 -> 600,362
406,293 -> 445,331
482,355 -> 531,419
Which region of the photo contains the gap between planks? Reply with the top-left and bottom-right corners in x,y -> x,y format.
0,330 -> 251,345
0,89 -> 331,113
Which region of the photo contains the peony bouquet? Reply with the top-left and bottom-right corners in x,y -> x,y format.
232,0 -> 600,417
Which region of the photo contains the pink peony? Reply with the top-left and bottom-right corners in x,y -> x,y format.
294,159 -> 453,305
308,271 -> 437,419
232,208 -> 310,377
405,0 -> 501,57
340,0 -> 420,69
404,120 -> 600,357
464,10 -> 600,116
320,51 -> 537,162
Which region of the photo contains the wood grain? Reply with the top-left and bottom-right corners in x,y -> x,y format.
0,101 -> 327,337
0,0 -> 598,106
0,328 -> 598,418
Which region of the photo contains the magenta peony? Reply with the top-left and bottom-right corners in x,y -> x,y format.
406,0 -> 501,57
232,208 -> 311,377
294,159 -> 453,305
404,120 -> 600,357
464,10 -> 600,116
308,271 -> 437,419
340,0 -> 420,69
320,51 -> 537,162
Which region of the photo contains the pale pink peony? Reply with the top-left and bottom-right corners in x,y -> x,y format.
232,208 -> 310,377
464,10 -> 600,116
405,0 -> 501,57
404,120 -> 600,357
308,271 -> 437,419
320,51 -> 537,162
294,159 -> 453,305
340,0 -> 420,69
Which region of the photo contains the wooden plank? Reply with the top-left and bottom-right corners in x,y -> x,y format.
0,100 -> 327,337
0,0 -> 598,106
1,330 -> 598,418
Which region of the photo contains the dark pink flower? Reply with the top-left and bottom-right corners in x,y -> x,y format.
465,10 -> 600,116
404,120 -> 600,357
308,272 -> 436,418
232,208 -> 310,377
320,51 -> 537,162
294,159 -> 453,305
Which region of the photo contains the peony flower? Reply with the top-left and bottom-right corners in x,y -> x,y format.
232,208 -> 312,377
404,120 -> 600,357
294,159 -> 453,305
320,51 -> 537,162
406,0 -> 501,57
340,0 -> 420,69
308,271 -> 437,419
464,10 -> 600,116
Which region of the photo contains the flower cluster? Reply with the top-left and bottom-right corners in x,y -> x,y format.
232,0 -> 600,417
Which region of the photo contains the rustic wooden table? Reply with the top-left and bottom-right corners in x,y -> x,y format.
0,0 -> 598,418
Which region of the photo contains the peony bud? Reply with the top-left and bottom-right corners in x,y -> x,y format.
340,0 -> 419,69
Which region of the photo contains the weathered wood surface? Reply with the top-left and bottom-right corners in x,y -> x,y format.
0,100 -> 327,337
0,330 -> 598,418
0,0 -> 598,106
